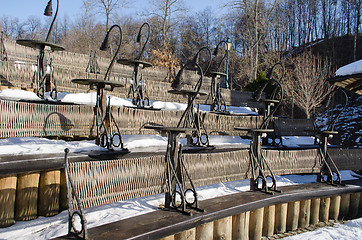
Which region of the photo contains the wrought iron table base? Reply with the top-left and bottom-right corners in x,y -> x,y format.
144,125 -> 203,215
236,128 -> 280,194
317,131 -> 342,185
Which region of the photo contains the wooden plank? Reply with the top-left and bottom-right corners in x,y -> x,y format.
55,180 -> 362,240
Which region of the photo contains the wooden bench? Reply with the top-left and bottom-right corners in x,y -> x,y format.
271,118 -> 318,147
269,89 -> 348,185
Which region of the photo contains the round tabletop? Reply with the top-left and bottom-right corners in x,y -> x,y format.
206,71 -> 227,78
234,127 -> 274,133
168,89 -> 208,96
71,78 -> 125,88
117,59 -> 152,68
144,125 -> 196,133
16,39 -> 65,51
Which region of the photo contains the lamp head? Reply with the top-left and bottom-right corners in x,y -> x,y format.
100,33 -> 110,51
171,68 -> 184,90
225,37 -> 232,51
44,0 -> 53,16
213,46 -> 219,56
136,31 -> 141,43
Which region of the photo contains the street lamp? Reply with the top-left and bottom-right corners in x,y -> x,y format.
225,37 -> 232,89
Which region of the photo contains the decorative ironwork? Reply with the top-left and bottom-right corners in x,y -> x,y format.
141,47 -> 215,214
144,125 -> 203,215
317,89 -> 348,185
85,50 -> 100,74
235,63 -> 284,194
16,0 -> 64,100
118,23 -> 152,108
170,47 -> 213,148
206,40 -> 231,113
72,24 -> 128,151
64,148 -> 88,240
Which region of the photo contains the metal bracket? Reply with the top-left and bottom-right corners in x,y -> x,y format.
209,73 -> 228,113
163,136 -> 203,215
249,130 -> 281,194
85,50 -> 100,74
96,95 -> 127,151
64,148 -> 88,239
127,64 -> 150,107
36,47 -> 57,99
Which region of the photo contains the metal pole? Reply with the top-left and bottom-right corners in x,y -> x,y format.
225,37 -> 231,89
225,41 -> 229,89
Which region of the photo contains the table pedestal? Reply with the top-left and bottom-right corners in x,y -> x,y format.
72,79 -> 127,151
118,59 -> 152,108
235,128 -> 280,194
169,89 -> 211,148
16,39 -> 65,100
317,131 -> 342,185
144,126 -> 203,214
207,72 -> 228,113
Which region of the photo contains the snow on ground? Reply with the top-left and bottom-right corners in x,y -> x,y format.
282,217 -> 362,240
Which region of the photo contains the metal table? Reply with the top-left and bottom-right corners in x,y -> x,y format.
144,125 -> 202,214
206,71 -> 228,113
16,39 -> 65,99
235,127 -> 279,193
117,59 -> 152,108
168,89 -> 212,148
72,78 -> 128,151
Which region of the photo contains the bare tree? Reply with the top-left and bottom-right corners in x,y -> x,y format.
24,16 -> 42,40
229,0 -> 279,80
145,0 -> 186,49
96,0 -> 129,32
283,52 -> 334,119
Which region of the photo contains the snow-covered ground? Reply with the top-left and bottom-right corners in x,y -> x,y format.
0,89 -> 361,239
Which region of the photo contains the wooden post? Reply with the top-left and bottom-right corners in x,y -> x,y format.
232,212 -> 249,240
196,222 -> 213,240
262,205 -> 275,237
174,228 -> 196,240
160,236 -> 174,240
59,168 -> 68,211
339,194 -> 350,219
213,216 -> 232,240
329,195 -> 341,220
0,175 -> 17,227
15,172 -> 40,221
310,198 -> 320,225
249,208 -> 263,240
349,192 -> 360,218
275,203 -> 287,234
38,170 -> 61,217
287,201 -> 300,231
298,199 -> 311,228
319,197 -> 330,222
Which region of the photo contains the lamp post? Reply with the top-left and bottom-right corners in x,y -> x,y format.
44,0 -> 59,42
225,37 -> 232,89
